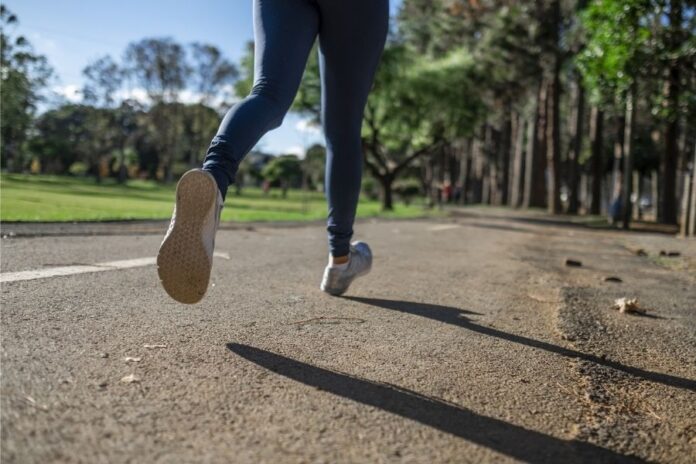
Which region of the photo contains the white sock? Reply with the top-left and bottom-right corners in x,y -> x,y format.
329,257 -> 349,270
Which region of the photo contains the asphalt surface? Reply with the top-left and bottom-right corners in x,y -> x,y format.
2,210 -> 695,463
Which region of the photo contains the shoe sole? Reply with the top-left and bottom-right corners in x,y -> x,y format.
157,170 -> 218,304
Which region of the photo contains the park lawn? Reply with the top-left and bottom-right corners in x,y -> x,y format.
0,174 -> 432,222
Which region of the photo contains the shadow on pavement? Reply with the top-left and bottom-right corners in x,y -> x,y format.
451,209 -> 679,235
461,221 -> 543,235
227,343 -> 638,463
344,297 -> 696,392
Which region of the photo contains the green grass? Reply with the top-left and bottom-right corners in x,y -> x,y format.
0,174 -> 434,222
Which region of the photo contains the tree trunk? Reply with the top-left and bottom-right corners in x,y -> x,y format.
500,103 -> 513,205
485,123 -> 500,205
471,129 -> 485,204
621,86 -> 636,229
235,171 -> 244,195
589,106 -> 604,215
189,106 -> 201,168
509,113 -> 526,208
163,163 -> 173,184
166,103 -> 181,184
546,72 -> 561,213
431,155 -> 441,207
525,80 -> 547,208
661,1 -> 682,225
380,175 -> 394,211
545,0 -> 562,214
420,162 -> 432,207
689,145 -> 696,236
567,78 -> 585,214
117,138 -> 128,184
609,113 -> 626,223
448,145 -> 458,196
459,139 -> 472,205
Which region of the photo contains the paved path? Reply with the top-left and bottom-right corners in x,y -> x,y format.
2,211 -> 695,463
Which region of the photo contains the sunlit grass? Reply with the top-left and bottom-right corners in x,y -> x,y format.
0,174 -> 435,222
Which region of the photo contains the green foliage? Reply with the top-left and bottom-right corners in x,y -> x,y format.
364,45 -> 483,161
361,176 -> 379,201
393,178 -> 422,205
407,48 -> 485,141
124,38 -> 190,103
82,55 -> 123,107
68,162 -> 88,176
188,42 -> 238,106
234,41 -> 255,97
179,103 -> 221,165
28,105 -> 96,174
4,0 -> 693,222
576,0 -> 651,106
0,6 -> 54,171
472,3 -> 543,104
303,143 -> 326,190
398,0 -> 475,57
293,47 -> 321,118
119,38 -> 238,180
261,155 -> 303,195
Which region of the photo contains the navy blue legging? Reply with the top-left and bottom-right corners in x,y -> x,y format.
202,0 -> 389,257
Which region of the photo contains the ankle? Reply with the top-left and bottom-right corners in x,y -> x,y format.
201,165 -> 230,200
330,255 -> 350,267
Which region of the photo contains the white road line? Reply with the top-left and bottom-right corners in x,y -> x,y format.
0,252 -> 229,283
427,224 -> 461,232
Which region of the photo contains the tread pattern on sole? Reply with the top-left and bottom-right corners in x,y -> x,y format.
157,170 -> 218,304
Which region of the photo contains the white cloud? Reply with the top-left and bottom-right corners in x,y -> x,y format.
30,32 -> 58,51
114,86 -> 238,108
49,78 -> 239,109
116,87 -> 150,104
179,89 -> 202,105
295,118 -> 321,135
52,84 -> 81,103
285,145 -> 306,158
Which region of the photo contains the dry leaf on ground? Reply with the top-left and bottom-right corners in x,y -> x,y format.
124,357 -> 142,363
613,297 -> 646,314
120,374 -> 141,383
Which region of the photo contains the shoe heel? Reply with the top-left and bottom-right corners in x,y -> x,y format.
157,170 -> 218,304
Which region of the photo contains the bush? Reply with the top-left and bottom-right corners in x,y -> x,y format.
68,162 -> 88,176
394,178 -> 422,205
361,176 -> 379,200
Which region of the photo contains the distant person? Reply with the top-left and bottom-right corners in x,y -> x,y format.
156,0 -> 389,304
442,181 -> 452,204
609,174 -> 623,224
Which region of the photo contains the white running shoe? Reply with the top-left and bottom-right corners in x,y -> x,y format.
157,169 -> 223,304
320,241 -> 372,296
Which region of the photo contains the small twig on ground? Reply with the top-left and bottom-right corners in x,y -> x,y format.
527,293 -> 557,304
289,316 -> 366,326
21,396 -> 49,411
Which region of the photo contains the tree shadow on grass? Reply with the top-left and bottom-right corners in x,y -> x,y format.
344,297 -> 696,392
4,181 -> 174,202
227,343 -> 639,463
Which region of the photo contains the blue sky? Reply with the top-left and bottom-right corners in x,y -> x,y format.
9,0 -> 401,156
